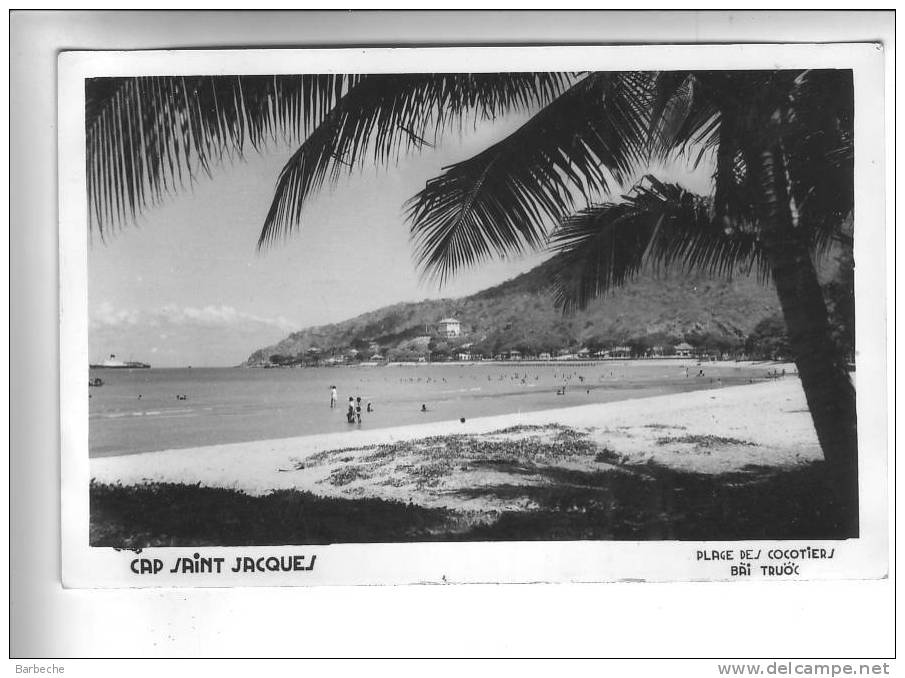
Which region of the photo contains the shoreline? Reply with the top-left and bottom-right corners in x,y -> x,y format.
91,377 -> 820,501
237,358 -> 799,369
88,359 -> 797,458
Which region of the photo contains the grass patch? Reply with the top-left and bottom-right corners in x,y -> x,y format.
656,434 -> 756,448
89,424 -> 856,547
91,460 -> 857,547
295,424 -> 600,490
325,464 -> 374,486
459,463 -> 857,541
300,425 -> 597,468
594,447 -> 624,464
293,444 -> 378,470
90,480 -> 451,548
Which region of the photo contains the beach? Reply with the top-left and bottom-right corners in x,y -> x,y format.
88,359 -> 788,456
92,376 -> 819,514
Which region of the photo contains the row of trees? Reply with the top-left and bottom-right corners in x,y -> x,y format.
269,314 -> 798,365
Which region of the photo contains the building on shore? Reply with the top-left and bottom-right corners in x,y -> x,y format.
437,317 -> 461,338
675,342 -> 694,358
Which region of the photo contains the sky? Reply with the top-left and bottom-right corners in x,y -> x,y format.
89,100 -> 714,368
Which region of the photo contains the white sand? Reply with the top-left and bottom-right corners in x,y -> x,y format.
91,376 -> 821,514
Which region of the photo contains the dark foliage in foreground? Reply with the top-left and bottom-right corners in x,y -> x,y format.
461,462 -> 856,542
90,460 -> 856,548
90,481 -> 451,548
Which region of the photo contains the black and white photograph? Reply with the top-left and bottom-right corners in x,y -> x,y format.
57,43 -> 888,588
9,9 -> 896,665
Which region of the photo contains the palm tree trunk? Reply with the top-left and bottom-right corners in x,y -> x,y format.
755,146 -> 858,535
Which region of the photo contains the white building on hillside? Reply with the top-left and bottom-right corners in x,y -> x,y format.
438,317 -> 461,338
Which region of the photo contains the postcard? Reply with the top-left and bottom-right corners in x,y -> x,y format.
58,43 -> 888,587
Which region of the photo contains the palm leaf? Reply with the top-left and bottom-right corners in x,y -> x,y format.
86,74 -> 358,237
648,71 -> 721,163
257,72 -> 574,249
650,71 -> 786,157
407,71 -> 655,284
649,69 -> 852,250
548,176 -> 766,313
781,69 -> 854,251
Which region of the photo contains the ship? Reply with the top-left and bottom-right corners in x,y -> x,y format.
89,353 -> 151,369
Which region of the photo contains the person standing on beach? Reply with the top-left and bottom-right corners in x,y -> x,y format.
347,397 -> 355,423
355,396 -> 362,423
330,385 -> 337,409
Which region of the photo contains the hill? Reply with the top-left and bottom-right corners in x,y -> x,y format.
243,256 -> 792,365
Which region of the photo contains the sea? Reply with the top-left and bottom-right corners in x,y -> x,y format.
88,361 -> 775,457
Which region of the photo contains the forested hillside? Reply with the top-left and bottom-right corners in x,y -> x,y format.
244,255 -> 796,365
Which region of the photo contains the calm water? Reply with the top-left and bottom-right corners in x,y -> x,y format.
88,362 -> 771,457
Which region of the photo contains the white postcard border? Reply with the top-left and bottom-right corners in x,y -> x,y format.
59,43 -> 888,588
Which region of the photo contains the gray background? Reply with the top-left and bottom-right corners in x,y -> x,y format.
10,10 -> 894,658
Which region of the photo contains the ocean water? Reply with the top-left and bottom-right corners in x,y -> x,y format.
88,362 -> 773,457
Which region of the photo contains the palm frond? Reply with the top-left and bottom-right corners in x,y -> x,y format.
650,71 -> 790,163
650,69 -> 853,250
406,71 -> 655,284
257,72 -> 574,249
710,104 -> 761,233
782,69 -> 855,251
86,74 -> 358,237
548,176 -> 766,312
649,71 -> 720,162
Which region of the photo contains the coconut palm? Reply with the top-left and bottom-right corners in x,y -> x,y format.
85,69 -> 857,523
